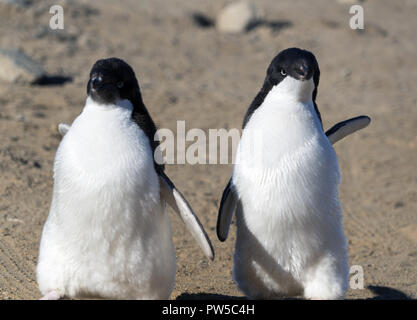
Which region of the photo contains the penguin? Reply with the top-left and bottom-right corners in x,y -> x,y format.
217,48 -> 370,300
37,58 -> 214,300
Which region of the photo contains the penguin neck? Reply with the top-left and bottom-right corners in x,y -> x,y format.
77,97 -> 135,134
241,77 -> 323,161
260,81 -> 317,125
84,96 -> 134,113
266,77 -> 315,105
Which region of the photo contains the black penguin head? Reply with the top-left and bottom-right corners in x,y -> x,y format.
87,57 -> 142,105
242,48 -> 322,128
266,47 -> 320,88
263,48 -> 320,103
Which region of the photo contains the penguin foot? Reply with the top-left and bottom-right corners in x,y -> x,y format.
39,290 -> 61,300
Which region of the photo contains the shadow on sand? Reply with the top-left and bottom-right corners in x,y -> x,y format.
367,286 -> 411,300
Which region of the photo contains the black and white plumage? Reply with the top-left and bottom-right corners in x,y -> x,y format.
217,48 -> 370,299
37,58 -> 214,300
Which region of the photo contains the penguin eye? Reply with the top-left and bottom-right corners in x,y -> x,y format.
280,69 -> 287,76
117,81 -> 124,89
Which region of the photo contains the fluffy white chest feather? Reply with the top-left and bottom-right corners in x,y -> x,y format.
37,98 -> 176,299
232,78 -> 348,299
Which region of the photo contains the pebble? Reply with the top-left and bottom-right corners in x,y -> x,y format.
216,1 -> 259,34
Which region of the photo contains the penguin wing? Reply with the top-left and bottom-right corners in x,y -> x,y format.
159,172 -> 214,261
325,115 -> 370,144
216,178 -> 238,242
58,123 -> 70,136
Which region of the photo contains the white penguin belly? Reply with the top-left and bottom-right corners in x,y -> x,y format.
232,99 -> 349,299
37,99 -> 176,299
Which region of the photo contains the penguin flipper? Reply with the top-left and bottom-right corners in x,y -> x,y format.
216,178 -> 237,242
58,123 -> 71,136
159,172 -> 215,261
325,115 -> 371,144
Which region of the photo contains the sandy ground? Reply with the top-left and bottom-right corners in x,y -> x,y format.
0,0 -> 416,300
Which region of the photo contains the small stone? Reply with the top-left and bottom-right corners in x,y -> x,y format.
216,1 -> 259,34
15,113 -> 25,121
342,68 -> 352,78
0,49 -> 46,84
394,201 -> 404,209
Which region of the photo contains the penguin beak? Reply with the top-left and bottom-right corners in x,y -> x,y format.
90,73 -> 117,93
88,73 -> 119,104
294,65 -> 309,80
